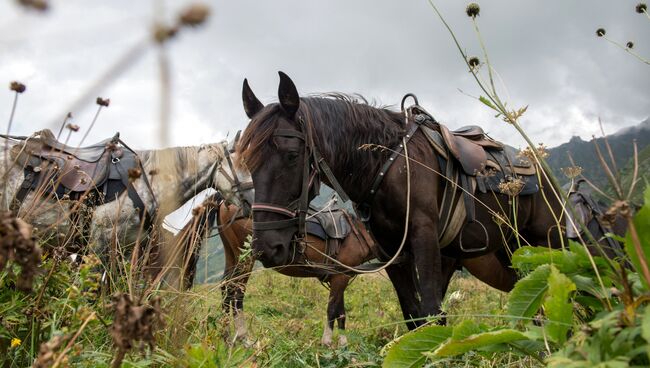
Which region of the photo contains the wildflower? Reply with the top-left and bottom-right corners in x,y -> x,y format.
468,56 -> 480,68
179,3 -> 211,27
626,41 -> 634,49
466,3 -> 480,18
596,28 -> 606,37
96,97 -> 110,107
9,81 -> 26,93
153,24 -> 178,44
636,3 -> 647,13
66,123 -> 80,132
11,338 -> 21,348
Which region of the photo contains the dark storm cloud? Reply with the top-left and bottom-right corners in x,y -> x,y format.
0,0 -> 648,148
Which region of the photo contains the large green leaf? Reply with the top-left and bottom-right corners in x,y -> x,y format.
382,325 -> 452,368
543,266 -> 576,345
511,246 -> 578,274
451,320 -> 482,340
431,329 -> 530,357
507,264 -> 551,319
625,186 -> 650,290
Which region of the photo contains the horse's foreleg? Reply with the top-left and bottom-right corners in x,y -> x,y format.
322,274 -> 350,347
410,223 -> 445,322
386,261 -> 423,330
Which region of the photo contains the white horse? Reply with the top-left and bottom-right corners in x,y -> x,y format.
0,133 -> 252,266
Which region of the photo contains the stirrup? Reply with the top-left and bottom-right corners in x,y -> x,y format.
458,219 -> 489,253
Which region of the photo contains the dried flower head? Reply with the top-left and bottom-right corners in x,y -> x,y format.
128,168 -> 142,181
148,168 -> 159,176
33,335 -> 66,368
10,81 -> 26,93
626,41 -> 634,49
636,3 -> 647,13
466,3 -> 480,18
497,176 -> 525,196
153,24 -> 178,43
561,166 -> 583,179
601,200 -> 630,226
66,123 -> 80,132
468,56 -> 480,68
96,97 -> 110,107
0,212 -> 41,292
17,0 -> 48,12
110,294 -> 162,359
596,28 -> 606,37
179,3 -> 211,27
519,143 -> 548,162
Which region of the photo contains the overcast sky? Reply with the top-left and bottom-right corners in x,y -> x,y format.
1,0 -> 648,150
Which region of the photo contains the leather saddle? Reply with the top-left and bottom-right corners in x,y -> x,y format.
438,124 -> 504,175
10,129 -> 122,193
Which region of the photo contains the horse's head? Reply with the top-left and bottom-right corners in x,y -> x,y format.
237,72 -> 320,267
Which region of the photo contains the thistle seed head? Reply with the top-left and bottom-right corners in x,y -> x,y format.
96,97 -> 110,107
10,81 -> 26,93
636,3 -> 647,14
466,3 -> 480,18
626,41 -> 634,49
179,3 -> 211,27
596,28 -> 606,37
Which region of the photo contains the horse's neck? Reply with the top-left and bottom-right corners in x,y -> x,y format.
311,106 -> 404,201
139,148 -> 214,216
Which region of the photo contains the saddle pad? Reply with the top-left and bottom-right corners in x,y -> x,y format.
306,208 -> 352,239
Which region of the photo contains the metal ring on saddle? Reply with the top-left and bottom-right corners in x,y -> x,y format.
458,219 -> 489,253
400,93 -> 419,112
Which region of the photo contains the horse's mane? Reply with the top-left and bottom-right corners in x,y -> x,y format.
237,93 -> 406,174
139,144 -> 224,178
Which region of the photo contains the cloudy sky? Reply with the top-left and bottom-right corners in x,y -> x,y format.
0,0 -> 648,150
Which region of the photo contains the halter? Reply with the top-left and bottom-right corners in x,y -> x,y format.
251,116 -> 349,239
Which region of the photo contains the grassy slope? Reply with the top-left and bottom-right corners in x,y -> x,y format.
145,270 -> 540,368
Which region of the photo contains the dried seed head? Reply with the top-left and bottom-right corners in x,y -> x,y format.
17,0 -> 49,12
636,3 -> 647,13
179,3 -> 211,27
596,28 -> 606,37
561,166 -> 583,179
626,41 -> 634,49
128,168 -> 142,181
66,112 -> 73,119
10,81 -> 26,93
110,294 -> 162,357
0,212 -> 41,292
66,123 -> 80,132
468,56 -> 480,68
96,97 -> 110,107
466,3 -> 480,18
153,24 -> 178,43
497,176 -> 525,196
148,168 -> 159,176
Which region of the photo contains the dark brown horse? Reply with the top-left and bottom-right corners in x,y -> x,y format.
180,193 -> 379,347
237,72 -> 569,330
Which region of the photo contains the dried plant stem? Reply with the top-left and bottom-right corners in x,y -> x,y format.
158,43 -> 171,147
3,92 -> 19,201
627,141 -> 639,200
48,39 -> 149,131
79,105 -> 104,147
51,312 -> 96,368
602,36 -> 650,65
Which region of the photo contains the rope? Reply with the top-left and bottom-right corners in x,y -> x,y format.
300,110 -> 413,274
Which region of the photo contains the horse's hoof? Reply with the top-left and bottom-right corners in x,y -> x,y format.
337,335 -> 348,348
321,336 -> 333,347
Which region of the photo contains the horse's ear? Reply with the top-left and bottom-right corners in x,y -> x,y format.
242,78 -> 264,119
278,71 -> 299,118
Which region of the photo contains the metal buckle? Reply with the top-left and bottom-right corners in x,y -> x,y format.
112,157 -> 120,164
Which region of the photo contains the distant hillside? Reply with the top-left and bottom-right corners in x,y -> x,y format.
608,144 -> 650,205
546,118 -> 650,190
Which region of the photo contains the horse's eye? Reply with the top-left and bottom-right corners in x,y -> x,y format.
286,151 -> 299,163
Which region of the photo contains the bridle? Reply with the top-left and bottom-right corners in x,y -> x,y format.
217,139 -> 254,217
250,115 -> 349,239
